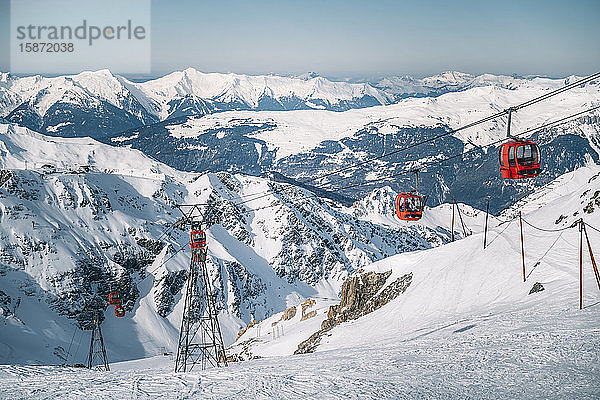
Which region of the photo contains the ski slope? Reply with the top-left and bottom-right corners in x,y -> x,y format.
1,130 -> 600,397
318,166 -> 600,353
0,302 -> 597,399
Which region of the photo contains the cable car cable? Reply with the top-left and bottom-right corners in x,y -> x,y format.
232,72 -> 600,206
232,105 -> 600,217
65,325 -> 77,365
483,216 -> 518,249
582,222 -> 600,235
525,231 -> 564,280
141,103 -> 599,290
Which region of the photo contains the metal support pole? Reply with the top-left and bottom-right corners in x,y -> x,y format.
451,197 -> 455,242
580,218 -> 584,310
582,222 -> 600,291
456,200 -> 468,237
506,108 -> 513,138
519,211 -> 525,282
88,324 -> 95,369
483,198 -> 490,249
414,170 -> 419,192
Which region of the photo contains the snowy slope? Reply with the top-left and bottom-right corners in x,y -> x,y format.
1,167 -> 599,398
219,165 -> 600,397
315,165 -> 600,354
1,304 -> 597,399
0,124 -> 455,365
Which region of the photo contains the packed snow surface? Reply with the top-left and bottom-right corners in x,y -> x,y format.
0,297 -> 597,399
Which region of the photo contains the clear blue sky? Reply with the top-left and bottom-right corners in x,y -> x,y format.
1,0 -> 599,78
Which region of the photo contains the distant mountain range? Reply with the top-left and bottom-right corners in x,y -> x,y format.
2,69 -> 599,213
1,68 -> 572,140
0,69 -> 388,139
106,74 -> 600,212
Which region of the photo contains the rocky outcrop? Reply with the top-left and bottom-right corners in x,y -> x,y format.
154,270 -> 188,317
295,270 -> 412,354
0,170 -> 12,188
0,290 -> 11,316
281,306 -> 297,321
529,282 -> 545,295
300,310 -> 317,321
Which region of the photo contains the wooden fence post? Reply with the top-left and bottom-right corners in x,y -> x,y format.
519,211 -> 525,282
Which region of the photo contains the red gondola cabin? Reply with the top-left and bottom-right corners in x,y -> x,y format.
499,140 -> 541,179
396,193 -> 423,221
114,305 -> 125,317
108,292 -> 120,305
190,230 -> 206,249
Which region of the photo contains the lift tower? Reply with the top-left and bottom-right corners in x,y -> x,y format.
175,204 -> 228,372
87,312 -> 109,371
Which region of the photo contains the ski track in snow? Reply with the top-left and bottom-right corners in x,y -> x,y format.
1,304 -> 598,400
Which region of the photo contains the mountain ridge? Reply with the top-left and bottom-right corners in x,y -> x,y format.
0,123 -> 458,364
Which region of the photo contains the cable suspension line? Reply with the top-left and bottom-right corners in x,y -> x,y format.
233,105 -> 600,217
231,72 -> 600,206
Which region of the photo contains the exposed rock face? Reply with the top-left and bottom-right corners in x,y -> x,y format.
300,310 -> 317,321
583,190 -> 600,214
301,298 -> 316,315
0,170 -> 12,188
295,270 -> 413,354
226,337 -> 263,363
529,282 -> 545,295
153,270 -> 188,317
0,290 -> 11,316
281,306 -> 297,321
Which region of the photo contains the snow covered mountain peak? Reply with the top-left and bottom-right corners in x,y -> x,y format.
294,71 -> 320,80
2,68 -> 597,143
0,68 -> 393,137
133,67 -> 389,119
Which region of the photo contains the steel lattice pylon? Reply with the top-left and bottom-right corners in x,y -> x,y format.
87,313 -> 109,371
175,205 -> 227,372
